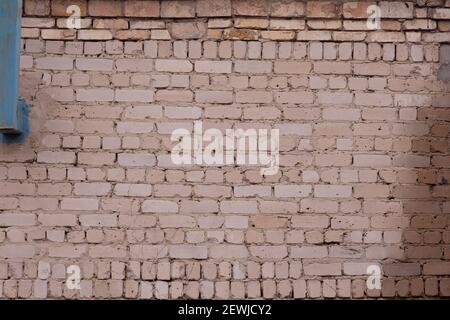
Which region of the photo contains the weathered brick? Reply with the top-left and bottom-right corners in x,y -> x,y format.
223,28 -> 259,40
36,57 -> 73,70
170,22 -> 207,40
88,0 -> 122,17
379,1 -> 414,19
52,0 -> 87,16
197,0 -> 231,17
274,61 -> 311,74
270,0 -> 305,17
232,0 -> 268,16
169,245 -> 207,259
61,198 -> 99,211
195,90 -> 233,103
155,59 -> 193,72
124,0 -> 160,17
8,0 -> 450,300
343,2 -> 374,18
306,1 -> 342,18
314,185 -> 352,198
195,61 -> 232,73
304,263 -> 341,276
25,0 -> 50,16
250,246 -> 288,259
210,245 -> 248,259
161,0 -> 195,18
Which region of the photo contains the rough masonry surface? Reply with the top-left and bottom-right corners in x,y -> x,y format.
0,0 -> 449,299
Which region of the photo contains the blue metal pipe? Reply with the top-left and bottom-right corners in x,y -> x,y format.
0,0 -> 30,144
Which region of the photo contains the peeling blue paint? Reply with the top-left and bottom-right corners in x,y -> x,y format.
0,0 -> 29,144
0,100 -> 30,144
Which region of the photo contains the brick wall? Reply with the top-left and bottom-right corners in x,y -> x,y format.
0,0 -> 449,299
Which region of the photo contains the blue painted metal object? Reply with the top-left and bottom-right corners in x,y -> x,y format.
0,0 -> 30,143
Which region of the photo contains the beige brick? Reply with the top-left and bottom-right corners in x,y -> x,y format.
308,20 -> 342,30
366,31 -> 405,42
250,246 -> 288,259
116,59 -> 153,72
274,185 -> 311,198
180,200 -> 219,214
197,0 -> 231,17
234,61 -> 272,74
61,198 -> 99,211
431,8 -> 450,19
117,153 -> 155,167
0,213 -> 36,227
48,245 -> 85,258
275,91 -> 314,104
124,0 -> 160,17
269,19 -> 305,30
170,22 -> 206,40
314,62 -> 351,74
261,31 -> 295,40
235,18 -> 268,29
36,57 -> 73,70
78,30 -> 113,40
291,246 -> 327,258
119,215 -> 156,228
304,263 -> 341,276
161,0 -> 195,18
195,61 -> 232,74
379,1 -> 414,19
354,155 -> 391,167
223,28 -> 259,41
37,151 -> 76,164
0,244 -> 35,259
343,2 -> 375,18
169,245 -> 207,259
331,216 -> 370,229
38,214 -> 77,227
114,184 -> 152,197
90,245 -> 127,258
80,214 -> 117,227
210,245 -> 248,259
115,90 -> 154,103
354,184 -> 390,198
195,90 -> 233,103
76,88 -> 114,102
220,200 -> 258,214
314,185 -> 352,198
22,18 -> 55,28
76,58 -> 113,71
307,1 -> 342,18
25,0 -> 50,16
270,0 -> 305,17
155,90 -> 193,102
355,93 -> 392,106
236,91 -> 272,103
118,30 -> 151,41
234,186 -> 271,198
159,215 -> 195,228
274,61 -> 311,74
233,0 -> 268,16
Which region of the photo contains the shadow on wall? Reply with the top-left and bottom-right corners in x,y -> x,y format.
375,68 -> 450,298
0,70 -> 56,158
